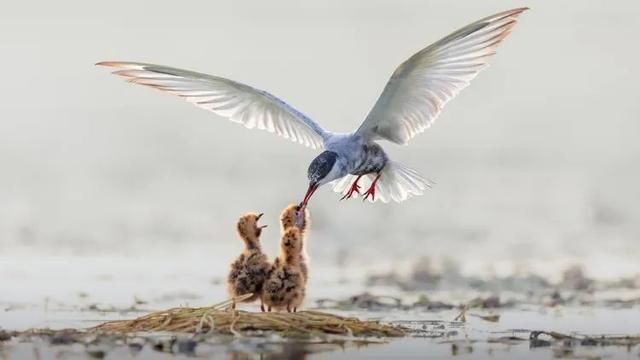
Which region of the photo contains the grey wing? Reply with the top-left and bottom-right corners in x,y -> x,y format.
98,62 -> 327,149
355,8 -> 528,144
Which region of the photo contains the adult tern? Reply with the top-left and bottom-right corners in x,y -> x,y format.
97,7 -> 528,210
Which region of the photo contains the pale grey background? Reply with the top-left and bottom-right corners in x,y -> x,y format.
1,0 -> 639,279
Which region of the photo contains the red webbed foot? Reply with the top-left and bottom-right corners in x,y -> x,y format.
362,173 -> 382,202
340,175 -> 363,200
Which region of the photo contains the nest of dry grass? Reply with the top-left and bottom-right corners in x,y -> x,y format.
92,294 -> 404,338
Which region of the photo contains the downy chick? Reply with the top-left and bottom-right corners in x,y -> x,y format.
263,227 -> 306,312
280,204 -> 309,282
227,212 -> 271,311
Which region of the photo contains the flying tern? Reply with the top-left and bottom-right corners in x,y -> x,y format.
98,7 -> 528,210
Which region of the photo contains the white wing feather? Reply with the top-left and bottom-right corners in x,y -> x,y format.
97,62 -> 327,149
356,8 -> 528,144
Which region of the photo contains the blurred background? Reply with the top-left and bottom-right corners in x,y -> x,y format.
1,0 -> 639,318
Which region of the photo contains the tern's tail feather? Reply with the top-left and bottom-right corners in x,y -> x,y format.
331,161 -> 433,203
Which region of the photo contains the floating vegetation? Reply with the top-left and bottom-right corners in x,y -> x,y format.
316,292 -> 507,321
316,292 -> 404,311
366,259 -> 640,299
454,300 -> 501,324
317,292 -> 462,311
484,330 -> 640,350
390,320 -> 462,339
529,331 -> 640,348
91,294 -> 404,338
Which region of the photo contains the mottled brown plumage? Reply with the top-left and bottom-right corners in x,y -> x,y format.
263,227 -> 306,312
227,213 -> 271,311
280,204 -> 310,282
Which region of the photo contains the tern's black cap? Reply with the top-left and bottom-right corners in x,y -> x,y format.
307,151 -> 338,183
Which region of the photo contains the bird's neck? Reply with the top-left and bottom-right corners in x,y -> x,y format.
281,250 -> 300,265
239,231 -> 260,250
244,239 -> 260,251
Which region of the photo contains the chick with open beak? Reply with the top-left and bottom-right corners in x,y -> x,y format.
227,212 -> 271,311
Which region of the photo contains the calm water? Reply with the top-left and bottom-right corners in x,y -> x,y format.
1,254 -> 639,358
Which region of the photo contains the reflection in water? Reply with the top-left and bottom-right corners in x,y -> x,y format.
1,330 -> 383,359
230,339 -> 379,360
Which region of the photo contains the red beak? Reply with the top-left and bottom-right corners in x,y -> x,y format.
299,182 -> 319,211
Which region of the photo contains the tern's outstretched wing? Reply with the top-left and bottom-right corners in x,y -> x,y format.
355,8 -> 527,145
97,62 -> 327,149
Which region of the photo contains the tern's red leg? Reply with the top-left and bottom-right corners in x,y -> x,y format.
362,173 -> 382,202
340,175 -> 364,200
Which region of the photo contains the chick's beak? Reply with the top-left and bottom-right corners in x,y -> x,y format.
299,182 -> 319,211
255,213 -> 267,228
